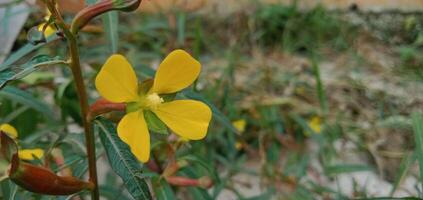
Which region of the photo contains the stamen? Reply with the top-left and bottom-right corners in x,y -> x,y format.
145,93 -> 164,110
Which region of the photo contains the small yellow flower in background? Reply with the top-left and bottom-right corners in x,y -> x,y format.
235,142 -> 243,150
38,23 -> 56,38
95,49 -> 212,162
37,9 -> 56,37
232,119 -> 246,134
0,124 -> 44,161
307,116 -> 322,134
232,119 -> 246,150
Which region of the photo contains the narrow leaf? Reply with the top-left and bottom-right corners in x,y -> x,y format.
102,11 -> 119,53
390,151 -> 417,196
95,118 -> 152,200
324,164 -> 373,176
311,58 -> 328,115
0,36 -> 59,70
0,86 -> 55,120
0,55 -> 65,89
152,177 -> 176,200
412,112 -> 423,190
179,155 -> 218,181
177,12 -> 186,46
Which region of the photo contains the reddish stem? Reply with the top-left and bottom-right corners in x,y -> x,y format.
146,158 -> 162,173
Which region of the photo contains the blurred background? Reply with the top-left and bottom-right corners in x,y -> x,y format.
1,0 -> 423,199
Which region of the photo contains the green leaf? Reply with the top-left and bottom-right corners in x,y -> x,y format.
1,106 -> 29,124
179,155 -> 218,181
0,86 -> 55,120
0,55 -> 65,89
152,177 -> 176,200
95,118 -> 152,200
177,12 -> 186,46
144,110 -> 168,135
0,35 -> 59,70
311,58 -> 328,115
1,179 -> 17,200
102,11 -> 119,53
412,112 -> 423,190
390,151 -> 417,196
324,164 -> 374,176
21,71 -> 55,85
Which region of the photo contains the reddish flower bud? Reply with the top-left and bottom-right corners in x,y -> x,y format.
9,156 -> 93,195
1,132 -> 92,195
165,176 -> 214,189
71,0 -> 142,34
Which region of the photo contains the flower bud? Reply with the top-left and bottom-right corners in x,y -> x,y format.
165,176 -> 214,189
71,0 -> 141,34
9,158 -> 93,195
1,132 -> 92,195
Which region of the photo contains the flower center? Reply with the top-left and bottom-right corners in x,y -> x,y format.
144,93 -> 164,110
126,93 -> 164,112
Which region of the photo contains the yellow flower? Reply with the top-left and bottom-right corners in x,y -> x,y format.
18,149 -> 45,161
0,124 -> 18,139
37,23 -> 56,38
95,49 -> 212,162
235,141 -> 243,150
232,119 -> 246,134
37,9 -> 56,37
232,119 -> 246,150
0,124 -> 44,160
307,116 -> 322,134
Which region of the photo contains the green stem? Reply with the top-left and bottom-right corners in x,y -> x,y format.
44,2 -> 100,199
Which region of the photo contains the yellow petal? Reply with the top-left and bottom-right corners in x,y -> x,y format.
95,55 -> 139,103
18,148 -> 44,160
0,124 -> 18,139
151,50 -> 201,94
117,111 -> 150,162
153,100 -> 211,140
